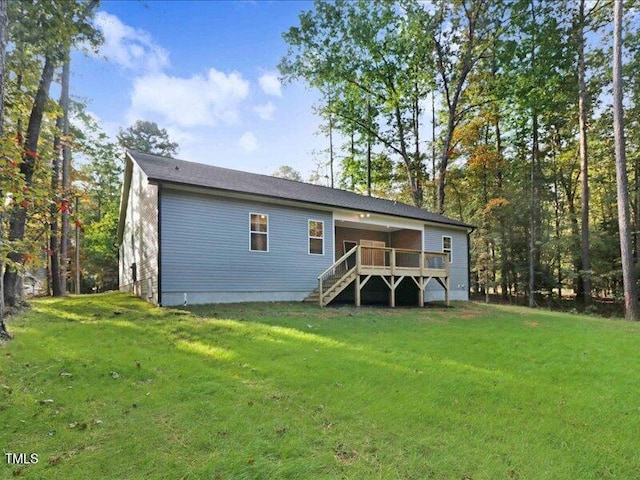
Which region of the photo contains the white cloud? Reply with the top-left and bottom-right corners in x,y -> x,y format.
254,102 -> 276,121
258,72 -> 282,97
238,132 -> 258,152
93,11 -> 169,72
128,68 -> 250,127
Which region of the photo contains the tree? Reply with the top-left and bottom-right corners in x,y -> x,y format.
49,57 -> 70,297
117,120 -> 179,157
0,0 -> 8,339
59,56 -> 72,296
430,0 -> 503,214
73,110 -> 123,292
2,0 -> 100,307
272,165 -> 303,182
612,0 -> 639,320
280,0 -> 434,207
576,0 -> 591,305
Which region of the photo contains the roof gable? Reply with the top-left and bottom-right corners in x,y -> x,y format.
126,150 -> 473,230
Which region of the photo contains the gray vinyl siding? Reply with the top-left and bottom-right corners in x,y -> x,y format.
160,188 -> 334,305
424,226 -> 469,301
119,162 -> 159,304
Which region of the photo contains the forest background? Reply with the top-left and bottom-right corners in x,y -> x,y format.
1,0 -> 639,336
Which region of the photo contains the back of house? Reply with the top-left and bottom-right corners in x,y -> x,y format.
117,151 -> 474,307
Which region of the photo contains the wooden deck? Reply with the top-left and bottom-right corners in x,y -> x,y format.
316,246 -> 450,307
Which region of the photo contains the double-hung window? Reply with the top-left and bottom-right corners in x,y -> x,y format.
309,220 -> 324,255
250,213 -> 268,251
442,235 -> 452,261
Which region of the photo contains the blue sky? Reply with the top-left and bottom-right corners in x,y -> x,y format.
71,0 -> 327,180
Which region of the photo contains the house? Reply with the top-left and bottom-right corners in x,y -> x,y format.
117,150 -> 474,307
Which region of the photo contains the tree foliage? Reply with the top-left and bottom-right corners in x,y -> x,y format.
272,165 -> 303,182
2,0 -> 101,307
117,120 -> 179,157
281,0 -> 640,313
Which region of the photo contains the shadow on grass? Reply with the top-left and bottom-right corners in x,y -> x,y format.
5,293 -> 640,479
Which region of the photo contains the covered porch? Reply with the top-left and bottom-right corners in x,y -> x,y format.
310,220 -> 450,307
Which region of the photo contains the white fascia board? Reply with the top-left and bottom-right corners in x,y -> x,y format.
422,219 -> 475,234
333,209 -> 424,231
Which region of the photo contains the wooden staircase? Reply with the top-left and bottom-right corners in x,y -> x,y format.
304,245 -> 358,307
304,268 -> 356,306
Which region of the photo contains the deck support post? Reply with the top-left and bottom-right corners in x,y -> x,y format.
355,275 -> 361,307
418,277 -> 424,307
390,275 -> 395,308
445,277 -> 450,306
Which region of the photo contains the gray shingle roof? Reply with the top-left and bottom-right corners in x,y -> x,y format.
128,150 -> 473,229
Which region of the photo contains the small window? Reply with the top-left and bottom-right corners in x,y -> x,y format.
309,220 -> 324,255
250,213 -> 268,251
442,236 -> 452,261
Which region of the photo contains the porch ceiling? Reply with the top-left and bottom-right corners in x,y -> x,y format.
336,219 -> 410,232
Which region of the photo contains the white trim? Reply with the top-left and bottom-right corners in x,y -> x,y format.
308,219 -> 324,255
334,210 -> 424,231
249,212 -> 269,252
442,235 -> 452,261
331,213 -> 336,262
422,219 -> 474,233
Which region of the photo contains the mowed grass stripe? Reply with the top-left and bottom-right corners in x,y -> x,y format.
1,292 -> 639,479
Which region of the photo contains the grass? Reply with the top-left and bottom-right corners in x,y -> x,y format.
1,293 -> 640,479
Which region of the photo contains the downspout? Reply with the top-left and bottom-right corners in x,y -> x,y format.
467,227 -> 476,300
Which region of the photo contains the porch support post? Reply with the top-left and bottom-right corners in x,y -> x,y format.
355,274 -> 361,307
418,277 -> 424,307
389,275 -> 395,307
390,248 -> 396,275
445,276 -> 450,306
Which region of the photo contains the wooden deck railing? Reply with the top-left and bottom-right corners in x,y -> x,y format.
357,246 -> 449,276
317,246 -> 449,306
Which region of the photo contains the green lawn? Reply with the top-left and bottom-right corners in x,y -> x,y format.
1,293 -> 639,479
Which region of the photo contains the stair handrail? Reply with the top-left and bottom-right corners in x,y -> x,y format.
318,245 -> 358,281
318,245 -> 358,305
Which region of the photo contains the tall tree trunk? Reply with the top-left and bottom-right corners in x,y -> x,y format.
49,146 -> 62,296
431,89 -> 437,210
612,0 -> 639,321
491,54 -> 509,300
412,86 -> 421,205
437,114 -> 455,214
329,110 -> 334,188
394,105 -> 422,207
366,100 -> 371,197
577,0 -> 591,306
60,56 -> 71,294
553,174 -> 563,300
0,0 -> 9,338
3,56 -> 55,307
49,58 -> 70,297
527,1 -> 540,309
566,190 -> 581,296
529,107 -> 540,308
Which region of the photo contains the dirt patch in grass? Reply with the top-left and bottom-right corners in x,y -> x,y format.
333,443 -> 358,465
